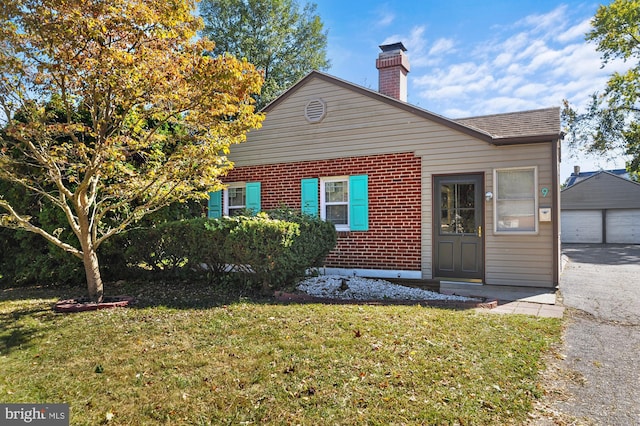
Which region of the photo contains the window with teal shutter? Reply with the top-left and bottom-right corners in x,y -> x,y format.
245,182 -> 261,214
321,177 -> 349,230
349,175 -> 368,231
301,178 -> 319,216
208,190 -> 222,219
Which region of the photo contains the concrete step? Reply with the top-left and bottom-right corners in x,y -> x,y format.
440,281 -> 557,304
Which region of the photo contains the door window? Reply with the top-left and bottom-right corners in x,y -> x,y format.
440,182 -> 476,234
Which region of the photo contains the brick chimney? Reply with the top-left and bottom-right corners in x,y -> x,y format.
376,42 -> 410,102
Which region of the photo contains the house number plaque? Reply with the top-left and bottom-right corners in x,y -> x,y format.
541,187 -> 549,197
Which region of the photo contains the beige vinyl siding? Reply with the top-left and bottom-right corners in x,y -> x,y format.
231,77 -> 556,288
421,143 -> 554,287
231,79 -> 462,165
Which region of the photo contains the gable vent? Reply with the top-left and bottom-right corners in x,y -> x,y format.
304,98 -> 326,123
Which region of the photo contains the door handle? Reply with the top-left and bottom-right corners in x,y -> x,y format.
477,226 -> 482,237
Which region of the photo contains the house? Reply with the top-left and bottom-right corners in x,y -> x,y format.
561,169 -> 640,244
209,42 -> 563,295
564,165 -> 628,187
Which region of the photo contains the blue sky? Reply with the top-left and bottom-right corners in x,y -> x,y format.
311,0 -> 630,182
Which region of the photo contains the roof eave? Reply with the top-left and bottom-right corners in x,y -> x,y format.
491,133 -> 564,146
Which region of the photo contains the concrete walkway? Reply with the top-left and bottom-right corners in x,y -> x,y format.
487,300 -> 565,318
479,287 -> 564,318
442,282 -> 565,318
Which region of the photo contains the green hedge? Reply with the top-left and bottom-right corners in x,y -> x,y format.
109,211 -> 337,291
0,187 -> 204,287
2,190 -> 337,292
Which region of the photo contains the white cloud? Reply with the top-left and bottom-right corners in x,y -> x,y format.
429,38 -> 455,56
334,2 -> 629,179
372,3 -> 395,27
514,39 -> 549,63
494,75 -> 525,95
441,96 -> 535,119
477,96 -> 539,115
377,13 -> 395,27
514,83 -> 549,98
556,18 -> 592,43
494,52 -> 513,67
524,47 -> 563,73
382,25 -> 434,67
409,4 -> 624,117
516,4 -> 567,33
421,84 -> 467,100
443,107 -> 472,118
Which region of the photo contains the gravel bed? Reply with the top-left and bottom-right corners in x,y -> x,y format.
296,275 -> 480,302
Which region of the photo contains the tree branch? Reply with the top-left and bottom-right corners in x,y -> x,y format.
0,200 -> 82,258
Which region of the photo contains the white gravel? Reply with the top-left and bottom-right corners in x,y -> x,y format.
296,275 -> 480,302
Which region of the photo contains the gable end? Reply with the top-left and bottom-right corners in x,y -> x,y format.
262,71 -> 561,146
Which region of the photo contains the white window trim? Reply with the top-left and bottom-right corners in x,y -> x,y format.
320,176 -> 350,231
493,166 -> 539,235
223,182 -> 246,216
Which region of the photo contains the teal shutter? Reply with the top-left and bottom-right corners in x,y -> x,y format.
245,182 -> 261,214
301,178 -> 319,217
208,190 -> 222,219
349,175 -> 368,231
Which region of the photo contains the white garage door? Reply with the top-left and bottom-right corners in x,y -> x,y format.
606,209 -> 640,244
561,210 -> 603,243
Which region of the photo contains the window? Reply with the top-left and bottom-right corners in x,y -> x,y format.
208,182 -> 261,219
321,177 -> 349,229
494,167 -> 537,233
225,184 -> 246,216
303,175 -> 368,231
440,182 -> 476,234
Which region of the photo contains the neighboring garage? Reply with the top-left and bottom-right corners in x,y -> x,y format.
561,171 -> 640,244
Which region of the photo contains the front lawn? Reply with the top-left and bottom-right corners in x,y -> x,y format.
0,280 -> 561,425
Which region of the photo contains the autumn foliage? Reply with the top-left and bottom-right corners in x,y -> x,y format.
0,0 -> 264,300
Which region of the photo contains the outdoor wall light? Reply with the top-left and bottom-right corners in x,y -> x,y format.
485,191 -> 493,201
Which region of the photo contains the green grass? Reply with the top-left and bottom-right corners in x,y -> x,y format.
0,280 -> 561,425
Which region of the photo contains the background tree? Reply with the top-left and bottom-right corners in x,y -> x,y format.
200,0 -> 330,109
0,0 -> 264,301
562,0 -> 640,180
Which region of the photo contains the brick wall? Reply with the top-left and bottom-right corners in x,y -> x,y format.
223,152 -> 422,271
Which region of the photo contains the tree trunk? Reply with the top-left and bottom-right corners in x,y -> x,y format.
83,247 -> 104,303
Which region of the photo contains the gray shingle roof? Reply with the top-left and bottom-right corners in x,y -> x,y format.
454,107 -> 561,143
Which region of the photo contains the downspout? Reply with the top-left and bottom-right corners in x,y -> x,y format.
552,134 -> 563,287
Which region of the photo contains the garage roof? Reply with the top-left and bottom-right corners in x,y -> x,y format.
561,171 -> 640,210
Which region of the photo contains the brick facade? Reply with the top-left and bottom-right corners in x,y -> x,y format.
223,152 -> 422,271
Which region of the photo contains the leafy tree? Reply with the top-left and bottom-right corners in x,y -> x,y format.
200,0 -> 330,109
0,0 -> 264,301
562,0 -> 640,180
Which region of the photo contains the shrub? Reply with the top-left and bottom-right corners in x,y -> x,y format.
99,201 -> 206,281
0,180 -> 84,287
220,214 -> 301,292
266,207 -> 337,269
0,180 -> 205,286
213,211 -> 337,291
3,197 -> 337,293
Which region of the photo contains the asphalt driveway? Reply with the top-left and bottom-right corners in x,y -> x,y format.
541,244 -> 640,425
